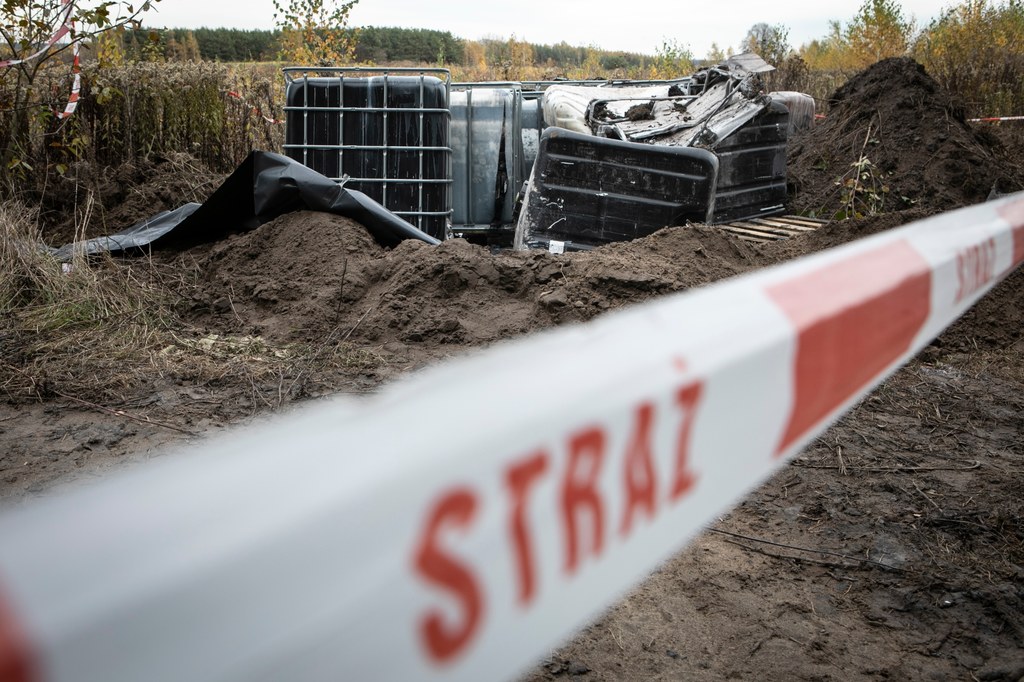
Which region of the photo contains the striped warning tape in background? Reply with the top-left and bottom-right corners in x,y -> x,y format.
0,194 -> 1021,681
226,90 -> 283,124
0,1 -> 73,70
814,114 -> 1023,123
54,0 -> 79,121
968,115 -> 1024,123
0,0 -> 80,121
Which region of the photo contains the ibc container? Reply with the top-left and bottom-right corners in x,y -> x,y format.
520,95 -> 543,175
449,85 -> 524,231
710,100 -> 790,223
514,128 -> 719,251
283,68 -> 452,239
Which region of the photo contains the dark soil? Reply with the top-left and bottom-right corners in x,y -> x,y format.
787,57 -> 1024,219
187,211 -> 756,348
2,57 -> 1022,681
34,152 -> 224,245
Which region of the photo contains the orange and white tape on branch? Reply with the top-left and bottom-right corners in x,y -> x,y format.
55,70 -> 80,120
0,195 -> 1022,682
0,0 -> 79,120
0,0 -> 81,120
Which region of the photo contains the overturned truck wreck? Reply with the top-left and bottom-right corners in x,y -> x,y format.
282,55 -> 814,251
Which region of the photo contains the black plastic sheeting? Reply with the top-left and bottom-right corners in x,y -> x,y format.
53,151 -> 440,260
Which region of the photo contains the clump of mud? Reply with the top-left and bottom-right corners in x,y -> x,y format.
787,57 -> 1024,219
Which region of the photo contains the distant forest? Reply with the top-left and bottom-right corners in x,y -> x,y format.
126,26 -> 650,69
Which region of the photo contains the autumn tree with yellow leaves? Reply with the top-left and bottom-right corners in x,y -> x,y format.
913,0 -> 1024,116
799,0 -> 913,70
272,0 -> 359,65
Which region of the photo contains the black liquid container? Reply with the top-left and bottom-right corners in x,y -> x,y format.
285,74 -> 452,239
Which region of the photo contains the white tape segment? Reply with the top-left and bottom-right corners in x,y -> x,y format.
54,66 -> 80,121
969,115 -> 1024,123
0,195 -> 1022,682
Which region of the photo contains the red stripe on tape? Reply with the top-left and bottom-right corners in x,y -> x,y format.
768,240 -> 932,455
998,197 -> 1024,269
0,586 -> 35,682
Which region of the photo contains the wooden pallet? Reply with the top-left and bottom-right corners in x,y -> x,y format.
716,215 -> 828,243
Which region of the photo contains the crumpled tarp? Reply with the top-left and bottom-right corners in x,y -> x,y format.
53,151 -> 440,260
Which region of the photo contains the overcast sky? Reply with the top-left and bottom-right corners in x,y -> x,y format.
147,0 -> 955,57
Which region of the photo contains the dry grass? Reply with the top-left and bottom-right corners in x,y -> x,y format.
0,61 -> 284,190
1,198 -> 185,400
1,200 -> 382,408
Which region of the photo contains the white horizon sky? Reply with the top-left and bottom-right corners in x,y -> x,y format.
146,0 -> 955,57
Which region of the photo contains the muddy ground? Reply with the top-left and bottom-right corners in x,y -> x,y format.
2,58 -> 1023,680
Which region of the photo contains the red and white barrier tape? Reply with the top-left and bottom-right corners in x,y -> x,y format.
0,0 -> 78,120
814,113 -> 1023,123
54,0 -> 80,121
0,0 -> 80,121
968,115 -> 1024,123
0,195 -> 1022,682
0,1 -> 73,69
227,90 -> 283,124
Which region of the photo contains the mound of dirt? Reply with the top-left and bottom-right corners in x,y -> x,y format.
194,211 -> 385,343
191,212 -> 757,348
787,57 -> 1024,219
190,199 -> 1021,369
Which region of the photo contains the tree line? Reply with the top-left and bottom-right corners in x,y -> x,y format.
115,25 -> 651,69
